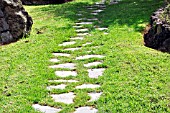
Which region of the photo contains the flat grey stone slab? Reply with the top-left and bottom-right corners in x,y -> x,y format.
97,28 -> 108,31
53,53 -> 70,57
49,63 -> 76,69
76,55 -> 105,60
70,37 -> 84,40
51,92 -> 75,104
50,58 -> 60,63
87,7 -> 97,10
55,71 -> 77,77
92,9 -> 104,13
74,107 -> 98,113
76,22 -> 93,25
76,84 -> 100,89
59,41 -> 76,46
88,92 -> 102,102
76,13 -> 82,16
77,33 -> 89,36
75,28 -> 88,32
82,42 -> 92,46
47,84 -> 66,90
49,80 -> 79,83
84,61 -> 102,67
91,13 -> 98,15
104,32 -> 109,35
32,104 -> 61,113
78,18 -> 98,21
88,68 -> 105,78
73,26 -> 83,28
64,47 -> 81,51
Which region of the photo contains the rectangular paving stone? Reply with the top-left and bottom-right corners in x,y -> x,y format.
47,84 -> 66,90
64,47 -> 81,51
76,22 -> 93,25
50,58 -> 60,63
77,33 -> 89,36
75,28 -> 88,32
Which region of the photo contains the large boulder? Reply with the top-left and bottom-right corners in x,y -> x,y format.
144,5 -> 170,52
0,0 -> 33,45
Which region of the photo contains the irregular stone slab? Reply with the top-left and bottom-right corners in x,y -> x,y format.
76,22 -> 93,25
75,28 -> 88,32
97,28 -> 108,31
87,7 -> 97,10
49,63 -> 76,69
74,107 -> 98,113
76,13 -> 82,16
59,41 -> 76,46
91,13 -> 98,15
88,92 -> 102,102
32,104 -> 61,113
88,68 -> 105,78
104,32 -> 109,35
49,80 -> 79,83
78,18 -> 98,21
64,47 -> 81,51
55,71 -> 77,77
76,55 -> 105,60
82,42 -> 92,46
53,53 -> 70,57
47,84 -> 66,90
84,61 -> 102,67
50,58 -> 60,63
76,84 -> 100,89
92,9 -> 104,13
73,26 -> 83,28
77,33 -> 89,36
51,92 -> 75,104
70,37 -> 84,40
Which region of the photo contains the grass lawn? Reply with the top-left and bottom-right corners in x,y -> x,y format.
0,0 -> 170,112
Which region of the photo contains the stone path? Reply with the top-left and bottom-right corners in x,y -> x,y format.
32,1 -> 119,113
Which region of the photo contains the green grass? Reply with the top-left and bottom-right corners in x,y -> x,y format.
0,0 -> 170,112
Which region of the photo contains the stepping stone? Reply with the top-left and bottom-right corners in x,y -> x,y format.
32,104 -> 61,113
77,33 -> 89,36
74,107 -> 98,113
88,92 -> 102,102
70,37 -> 84,40
73,26 -> 83,28
87,7 -> 97,10
82,42 -> 92,46
84,61 -> 102,67
78,18 -> 98,21
91,13 -> 98,15
64,47 -> 81,51
92,9 -> 104,13
76,13 -> 82,16
55,71 -> 77,77
53,53 -> 70,57
76,22 -> 93,25
104,32 -> 109,35
49,63 -> 76,69
51,92 -> 75,104
88,68 -> 105,78
59,41 -> 76,46
47,84 -> 66,90
76,55 -> 105,60
76,84 -> 100,89
50,58 -> 60,63
49,80 -> 79,83
75,28 -> 88,32
97,28 -> 108,31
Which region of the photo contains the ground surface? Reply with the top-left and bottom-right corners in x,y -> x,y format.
0,0 -> 170,113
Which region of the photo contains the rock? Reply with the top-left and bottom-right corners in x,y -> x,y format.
144,5 -> 170,53
0,0 -> 33,44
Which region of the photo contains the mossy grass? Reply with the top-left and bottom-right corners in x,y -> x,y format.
0,0 -> 169,112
